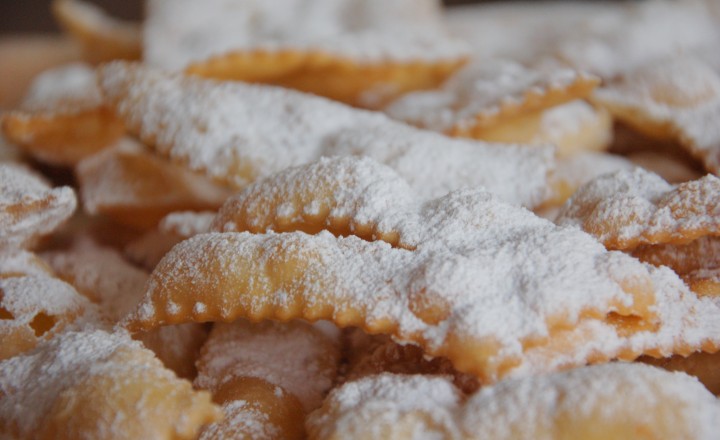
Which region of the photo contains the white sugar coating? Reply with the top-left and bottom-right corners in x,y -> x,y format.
311,365 -> 720,440
195,320 -> 340,412
213,156 -> 416,232
0,248 -> 53,277
199,400 -> 280,440
593,55 -> 720,174
511,263 -> 720,378
41,237 -> 149,323
0,328 -> 215,439
99,63 -> 553,208
159,211 -> 216,237
462,363 -> 720,439
556,1 -> 720,79
538,100 -> 606,144
551,152 -> 636,196
307,373 -> 463,440
556,168 -> 720,247
0,163 -> 77,248
133,157 -> 683,380
0,275 -> 98,329
0,330 -> 134,436
19,62 -> 102,113
384,59 -> 596,132
144,0 -> 468,70
445,1 -> 615,66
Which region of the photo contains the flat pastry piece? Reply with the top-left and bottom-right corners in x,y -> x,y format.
1,63 -> 124,166
384,59 -> 600,137
0,329 -> 222,439
0,163 -> 77,248
41,237 -> 208,378
125,211 -> 217,270
631,236 -> 720,296
98,62 -> 553,208
556,168 -> 720,250
147,0 -> 469,107
76,138 -> 232,230
123,156 -> 720,382
0,275 -> 98,360
307,364 -> 720,440
592,56 -> 720,174
343,328 -> 480,394
52,0 -> 141,64
195,320 -> 340,439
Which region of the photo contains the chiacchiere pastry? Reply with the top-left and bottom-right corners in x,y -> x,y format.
195,320 -> 340,439
4,0 -> 720,438
124,156 -> 720,382
146,0 -> 469,107
308,364 -> 720,440
1,63 -> 124,166
97,62 -> 554,208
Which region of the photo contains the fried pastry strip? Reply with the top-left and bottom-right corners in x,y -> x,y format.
0,330 -> 221,439
556,168 -> 720,250
147,0 -> 468,107
307,364 -> 720,440
98,62 -> 553,208
122,157 -> 718,382
195,320 -> 340,439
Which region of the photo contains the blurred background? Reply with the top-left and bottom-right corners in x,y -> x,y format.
1,0 -> 502,34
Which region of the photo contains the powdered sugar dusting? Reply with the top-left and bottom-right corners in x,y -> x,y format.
18,62 -> 102,113
385,59 -> 597,132
99,62 -> 553,207
132,157 -> 670,380
310,365 -> 720,439
593,55 -> 720,174
199,399 -> 281,440
307,373 -> 462,440
144,0 -> 468,70
195,320 -> 340,412
0,163 -> 77,248
556,168 -> 720,249
41,237 -> 150,322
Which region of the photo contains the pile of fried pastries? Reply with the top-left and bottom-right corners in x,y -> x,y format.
3,0 -> 720,438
